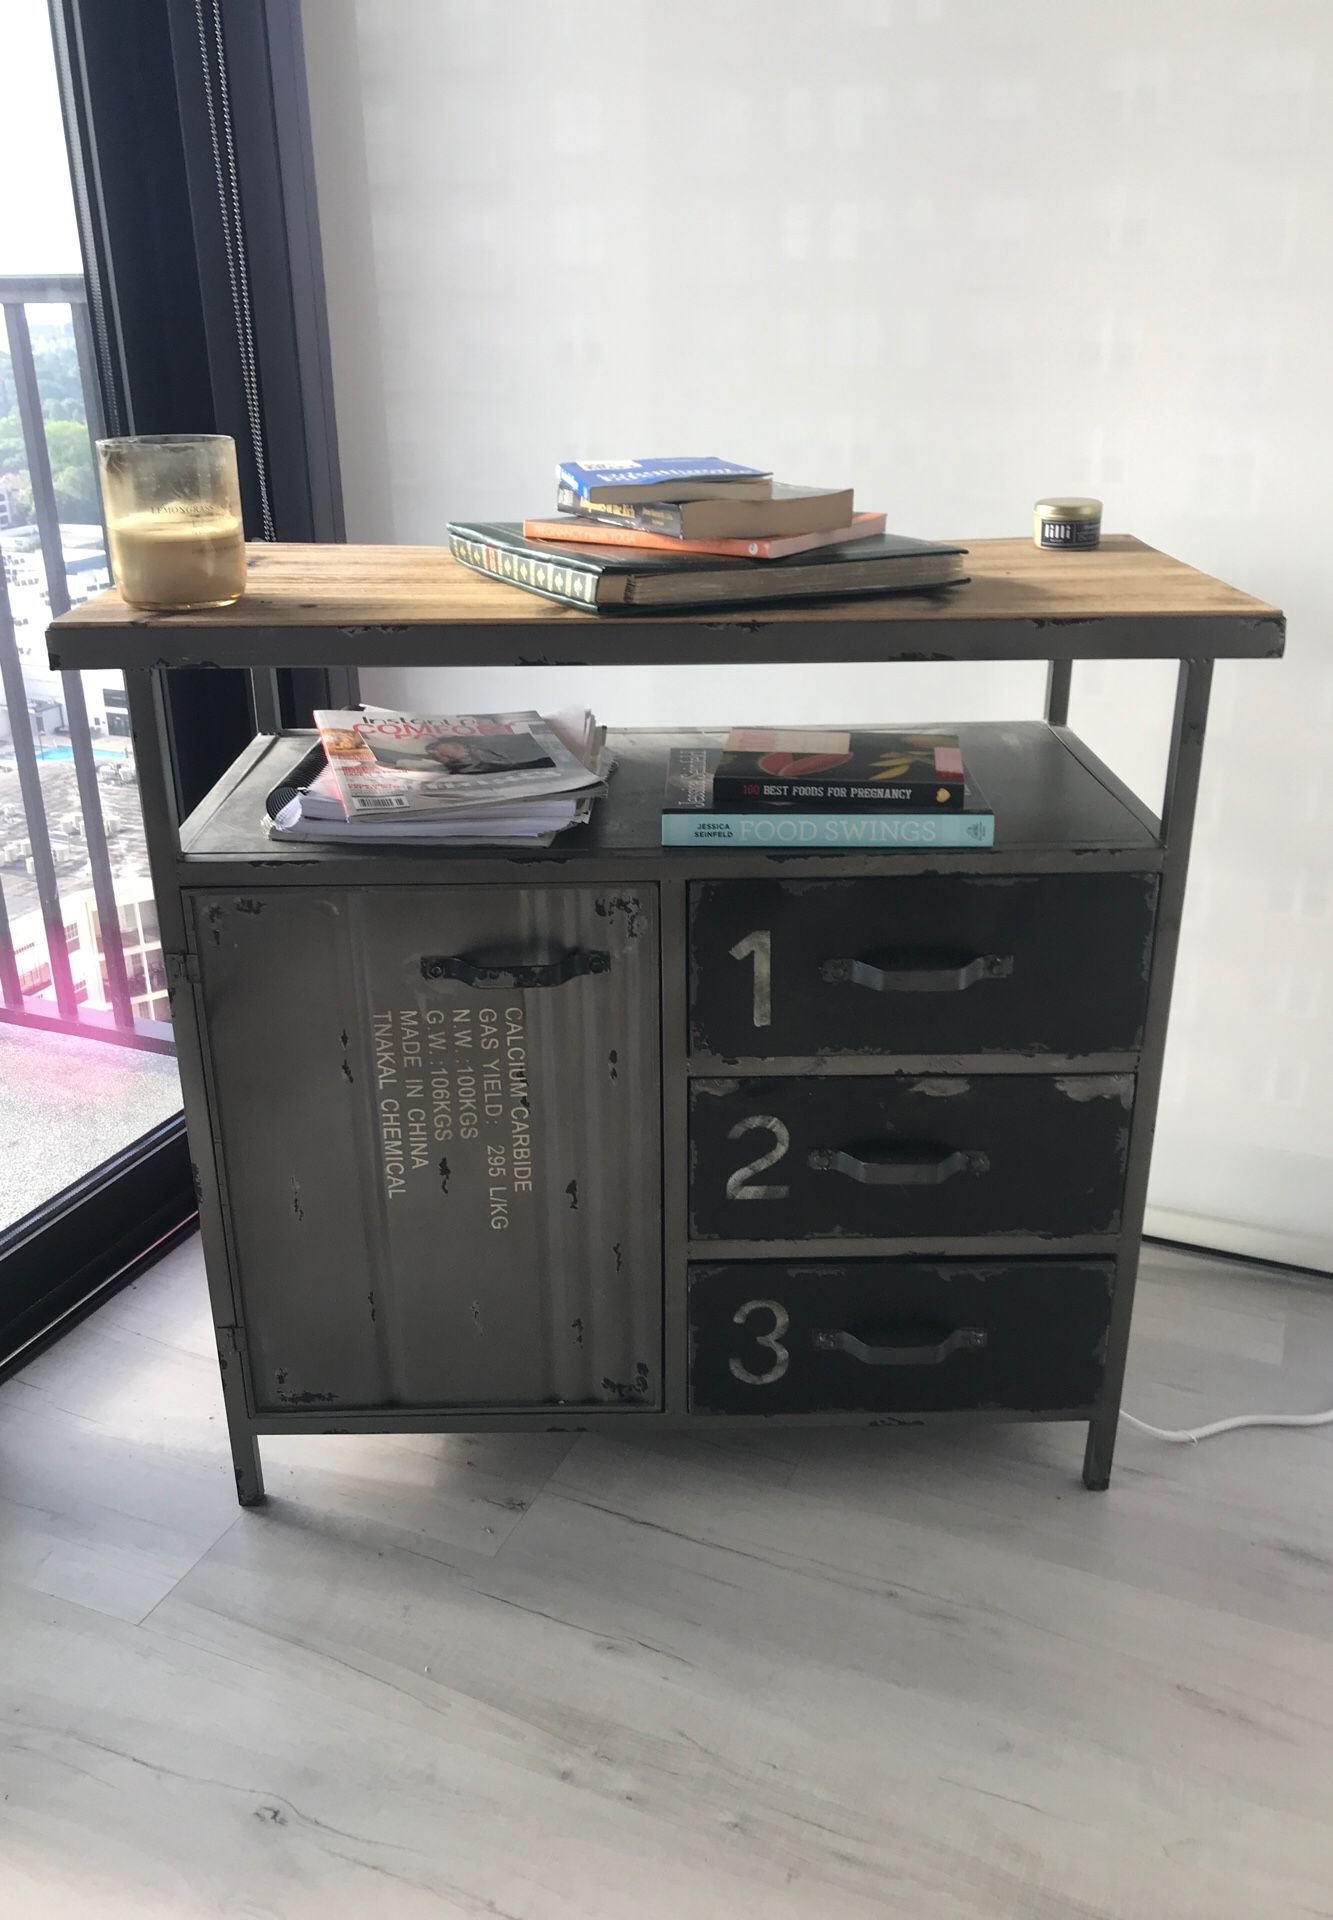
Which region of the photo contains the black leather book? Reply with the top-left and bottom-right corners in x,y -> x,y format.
448,521 -> 967,613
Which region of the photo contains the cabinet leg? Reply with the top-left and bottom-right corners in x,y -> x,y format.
1082,1414 -> 1115,1490
230,1424 -> 266,1506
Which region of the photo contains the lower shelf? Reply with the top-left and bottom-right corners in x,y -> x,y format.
250,1404 -> 1097,1435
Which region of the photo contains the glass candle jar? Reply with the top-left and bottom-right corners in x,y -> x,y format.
97,434 -> 246,610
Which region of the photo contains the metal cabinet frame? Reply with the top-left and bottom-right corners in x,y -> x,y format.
48,539 -> 1281,1503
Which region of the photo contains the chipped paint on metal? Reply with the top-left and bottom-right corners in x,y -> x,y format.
601,1360 -> 652,1403
1054,1075 -> 1134,1106
594,893 -> 649,939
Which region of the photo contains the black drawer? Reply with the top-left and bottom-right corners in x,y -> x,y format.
689,1074 -> 1130,1240
688,1259 -> 1113,1414
689,874 -> 1158,1059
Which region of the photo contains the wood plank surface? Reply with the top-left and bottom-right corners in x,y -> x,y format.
47,535 -> 1285,669
1,1239 -> 1330,1918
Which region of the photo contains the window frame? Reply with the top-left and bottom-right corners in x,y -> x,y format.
1,0 -> 347,1371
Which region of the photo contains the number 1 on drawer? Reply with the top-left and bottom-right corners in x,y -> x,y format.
729,929 -> 771,1027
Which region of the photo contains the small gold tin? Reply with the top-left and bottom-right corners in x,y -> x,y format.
1033,496 -> 1102,551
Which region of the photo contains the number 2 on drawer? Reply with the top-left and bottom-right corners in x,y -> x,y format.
729,929 -> 771,1028
725,1115 -> 791,1201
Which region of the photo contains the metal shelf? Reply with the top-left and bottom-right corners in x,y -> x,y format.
176,721 -> 1163,883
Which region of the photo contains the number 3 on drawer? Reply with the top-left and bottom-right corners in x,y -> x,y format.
729,1299 -> 790,1384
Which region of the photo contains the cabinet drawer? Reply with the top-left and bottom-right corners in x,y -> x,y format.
689,874 -> 1157,1060
689,1074 -> 1130,1240
689,1259 -> 1113,1414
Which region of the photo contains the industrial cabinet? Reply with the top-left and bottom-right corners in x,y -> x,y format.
47,534 -> 1284,1500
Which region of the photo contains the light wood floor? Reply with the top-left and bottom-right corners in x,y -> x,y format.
1,1240 -> 1329,1919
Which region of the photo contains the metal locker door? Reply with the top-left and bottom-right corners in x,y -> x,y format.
192,885 -> 661,1411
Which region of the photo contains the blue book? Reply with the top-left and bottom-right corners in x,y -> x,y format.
661,746 -> 994,848
662,812 -> 994,849
556,457 -> 772,505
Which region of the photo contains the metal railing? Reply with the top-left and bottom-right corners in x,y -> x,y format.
0,276 -> 171,1053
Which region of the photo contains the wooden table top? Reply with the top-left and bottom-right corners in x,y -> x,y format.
47,534 -> 1284,671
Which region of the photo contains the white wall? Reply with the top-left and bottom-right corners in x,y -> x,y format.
303,0 -> 1333,1269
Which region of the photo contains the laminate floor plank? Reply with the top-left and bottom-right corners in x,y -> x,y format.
1,1238 -> 1330,1919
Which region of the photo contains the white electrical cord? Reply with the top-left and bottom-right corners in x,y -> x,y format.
1121,1406 -> 1333,1444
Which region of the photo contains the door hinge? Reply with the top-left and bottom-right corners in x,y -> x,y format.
165,951 -> 201,987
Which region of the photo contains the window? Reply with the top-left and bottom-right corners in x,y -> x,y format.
1,0 -> 182,1249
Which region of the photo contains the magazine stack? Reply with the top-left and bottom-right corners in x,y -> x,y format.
265,706 -> 608,846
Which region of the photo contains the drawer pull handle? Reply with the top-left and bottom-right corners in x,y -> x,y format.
421,949 -> 610,989
812,1326 -> 988,1367
808,1145 -> 989,1186
821,951 -> 1013,994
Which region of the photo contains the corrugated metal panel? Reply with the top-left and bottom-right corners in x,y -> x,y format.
192,885 -> 661,1411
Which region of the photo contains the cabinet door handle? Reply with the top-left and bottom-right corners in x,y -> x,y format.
820,952 -> 1013,993
812,1326 -> 988,1366
420,949 -> 610,989
807,1145 -> 989,1185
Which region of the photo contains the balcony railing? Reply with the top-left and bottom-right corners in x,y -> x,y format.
0,275 -> 171,1053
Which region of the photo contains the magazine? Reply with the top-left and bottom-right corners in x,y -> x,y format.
266,708 -> 609,845
313,705 -> 606,823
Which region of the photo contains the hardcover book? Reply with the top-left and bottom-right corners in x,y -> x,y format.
556,457 -> 772,504
524,510 -> 888,562
448,521 -> 967,612
661,747 -> 993,847
553,480 -> 854,539
714,728 -> 966,810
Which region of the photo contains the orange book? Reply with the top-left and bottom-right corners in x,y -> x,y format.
521,511 -> 888,562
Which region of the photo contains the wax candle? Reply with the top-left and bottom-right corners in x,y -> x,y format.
97,435 -> 246,610
106,507 -> 246,611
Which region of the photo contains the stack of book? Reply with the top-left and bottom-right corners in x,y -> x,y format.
661,727 -> 995,849
448,457 -> 966,612
264,706 -> 608,847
